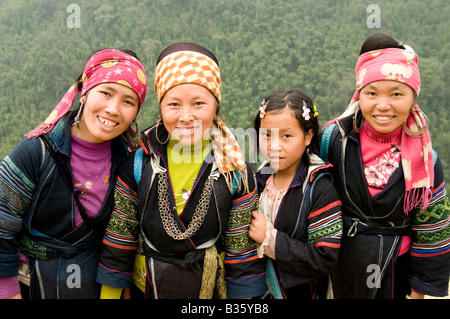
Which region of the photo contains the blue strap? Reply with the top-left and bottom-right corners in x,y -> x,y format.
230,172 -> 242,197
133,148 -> 144,185
320,123 -> 337,162
432,149 -> 438,164
265,259 -> 285,299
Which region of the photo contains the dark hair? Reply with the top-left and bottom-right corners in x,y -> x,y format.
254,89 -> 320,165
359,33 -> 405,55
156,43 -> 219,66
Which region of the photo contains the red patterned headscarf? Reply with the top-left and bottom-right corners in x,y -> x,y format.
26,49 -> 147,139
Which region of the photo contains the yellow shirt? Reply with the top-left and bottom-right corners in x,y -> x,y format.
101,140 -> 211,298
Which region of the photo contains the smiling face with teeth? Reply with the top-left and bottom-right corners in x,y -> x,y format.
160,84 -> 218,146
72,83 -> 139,144
359,80 -> 415,134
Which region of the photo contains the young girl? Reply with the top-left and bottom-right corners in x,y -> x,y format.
249,89 -> 342,299
321,33 -> 450,299
0,49 -> 147,299
97,43 -> 266,299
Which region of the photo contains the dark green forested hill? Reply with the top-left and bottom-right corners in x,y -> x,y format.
1,0 -> 449,180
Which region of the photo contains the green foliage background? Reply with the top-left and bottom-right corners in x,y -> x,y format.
1,0 -> 449,181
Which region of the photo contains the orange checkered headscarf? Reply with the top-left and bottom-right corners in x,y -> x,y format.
155,43 -> 221,104
154,43 -> 248,193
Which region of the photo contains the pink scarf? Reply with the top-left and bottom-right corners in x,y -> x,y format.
331,48 -> 433,213
26,49 -> 147,139
400,104 -> 433,212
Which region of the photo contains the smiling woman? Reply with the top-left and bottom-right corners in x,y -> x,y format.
358,81 -> 416,134
0,48 -> 148,299
321,33 -> 450,300
160,84 -> 217,145
72,83 -> 140,144
97,43 -> 267,300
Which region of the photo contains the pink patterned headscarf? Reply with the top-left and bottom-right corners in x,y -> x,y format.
353,48 -> 433,213
352,47 -> 420,100
26,49 -> 147,139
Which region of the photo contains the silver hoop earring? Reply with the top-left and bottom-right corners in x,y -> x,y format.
155,118 -> 169,144
403,110 -> 429,137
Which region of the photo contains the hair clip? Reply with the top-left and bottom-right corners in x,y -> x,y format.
259,99 -> 268,118
302,100 -> 311,121
312,105 -> 319,117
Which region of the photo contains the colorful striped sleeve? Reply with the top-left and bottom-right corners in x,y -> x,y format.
102,177 -> 140,251
409,154 -> 450,297
410,182 -> 450,296
224,174 -> 266,298
0,156 -> 34,239
97,171 -> 140,289
0,138 -> 43,293
307,201 -> 343,247
225,189 -> 259,264
0,153 -> 36,278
